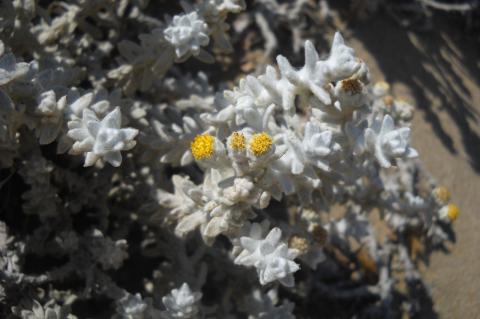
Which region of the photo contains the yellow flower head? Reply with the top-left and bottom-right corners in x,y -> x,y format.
229,132 -> 246,151
447,204 -> 460,221
249,132 -> 273,157
433,186 -> 450,203
191,134 -> 215,160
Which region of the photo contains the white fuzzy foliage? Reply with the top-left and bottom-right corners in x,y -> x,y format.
278,120 -> 339,176
114,293 -> 162,319
0,53 -> 33,85
34,90 -> 66,144
0,4 -> 457,315
19,300 -> 76,319
207,0 -> 246,13
276,33 -> 360,105
115,294 -> 147,319
67,107 -> 138,167
244,289 -> 295,319
164,12 -> 210,59
364,115 -> 418,168
235,224 -> 300,287
323,32 -> 362,82
161,283 -> 202,319
159,173 -> 266,244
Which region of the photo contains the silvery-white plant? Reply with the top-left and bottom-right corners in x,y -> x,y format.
0,1 -> 460,318
242,289 -> 295,319
109,0 -> 245,94
161,283 -> 202,319
164,12 -> 210,59
67,107 -> 138,167
235,225 -> 300,287
17,300 -> 76,319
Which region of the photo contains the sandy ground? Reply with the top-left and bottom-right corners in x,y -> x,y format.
320,8 -> 480,318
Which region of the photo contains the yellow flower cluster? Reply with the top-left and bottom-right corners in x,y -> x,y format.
249,132 -> 273,157
190,134 -> 215,160
190,131 -> 274,161
229,132 -> 246,151
446,204 -> 460,221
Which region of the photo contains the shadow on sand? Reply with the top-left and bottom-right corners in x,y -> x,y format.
332,3 -> 480,173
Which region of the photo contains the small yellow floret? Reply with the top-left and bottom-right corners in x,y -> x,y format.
447,204 -> 460,221
191,134 -> 215,160
229,132 -> 246,151
433,186 -> 450,203
249,132 -> 273,157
